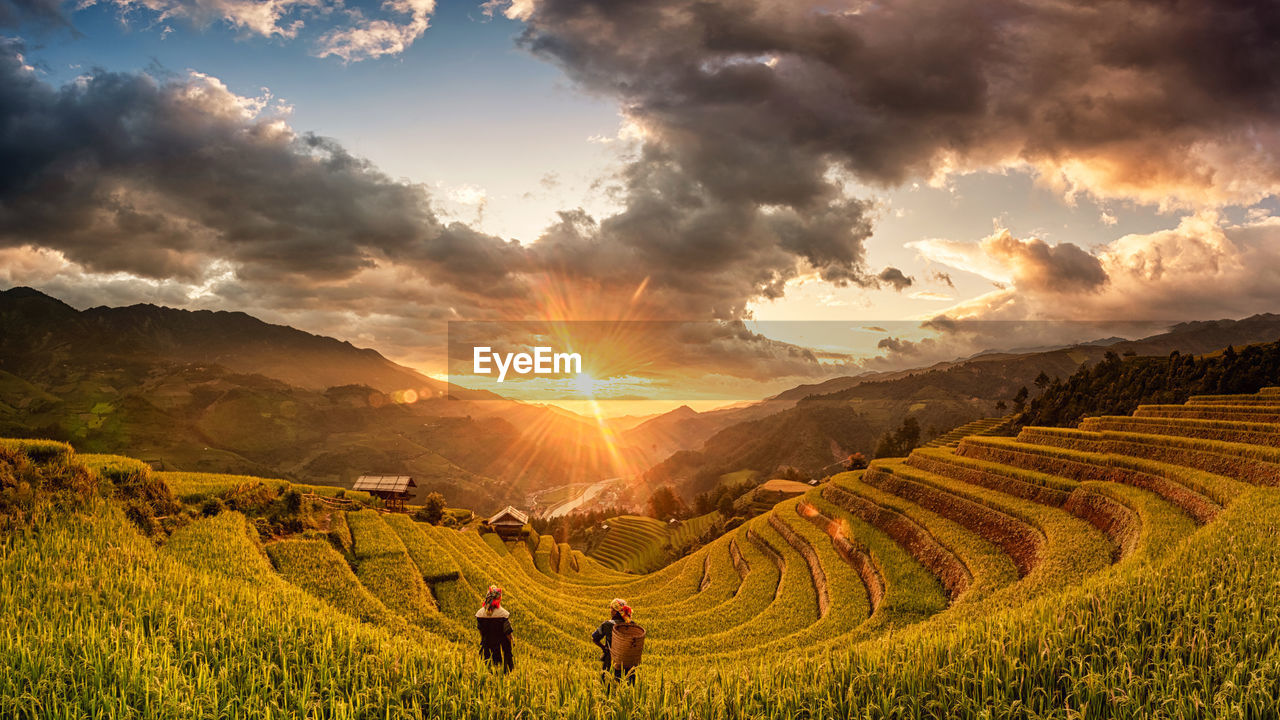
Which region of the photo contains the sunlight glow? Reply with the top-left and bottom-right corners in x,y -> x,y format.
568,372 -> 599,398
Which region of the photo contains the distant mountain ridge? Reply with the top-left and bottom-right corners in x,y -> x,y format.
0,287 -> 639,508
643,313 -> 1280,499
0,286 -> 440,394
5,286 -> 1280,510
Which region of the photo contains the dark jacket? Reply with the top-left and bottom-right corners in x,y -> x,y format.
476,606 -> 515,671
591,618 -> 617,650
591,613 -> 622,670
476,607 -> 513,646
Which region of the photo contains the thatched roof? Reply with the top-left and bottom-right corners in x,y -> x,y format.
488,506 -> 529,525
353,475 -> 416,494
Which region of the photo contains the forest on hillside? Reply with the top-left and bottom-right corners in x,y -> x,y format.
1019,340 -> 1280,429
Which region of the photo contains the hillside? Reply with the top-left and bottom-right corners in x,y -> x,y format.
1019,339 -> 1280,429
0,335 -> 518,508
645,316 -> 1280,498
7,287 -> 1280,511
645,346 -> 1102,496
0,286 -> 444,393
0,288 -> 644,508
4,379 -> 1280,716
586,512 -> 722,573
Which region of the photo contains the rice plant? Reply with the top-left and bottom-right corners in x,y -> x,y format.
3,387 -> 1280,718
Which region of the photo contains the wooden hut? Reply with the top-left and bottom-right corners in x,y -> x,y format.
353,475 -> 416,512
488,506 -> 529,539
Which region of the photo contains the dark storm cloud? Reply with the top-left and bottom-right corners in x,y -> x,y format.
876,336 -> 915,354
527,164 -> 879,317
0,43 -> 884,323
0,50 -> 526,296
876,267 -> 913,292
982,232 -> 1109,294
0,45 -> 875,383
514,0 -> 1280,205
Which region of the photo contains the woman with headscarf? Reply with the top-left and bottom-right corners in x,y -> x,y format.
476,585 -> 515,672
590,598 -> 633,681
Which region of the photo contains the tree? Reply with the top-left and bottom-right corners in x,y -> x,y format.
898,416 -> 921,448
693,492 -> 714,515
647,486 -> 683,519
776,465 -> 806,482
874,416 -> 922,459
1013,386 -> 1029,412
844,452 -> 868,470
1034,371 -> 1051,389
717,493 -> 735,517
283,489 -> 303,515
417,492 -> 446,524
1016,337 -> 1280,430
995,400 -> 1007,412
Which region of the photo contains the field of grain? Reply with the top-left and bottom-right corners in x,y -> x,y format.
3,388 -> 1280,718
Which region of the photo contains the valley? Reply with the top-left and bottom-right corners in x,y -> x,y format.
4,380 -> 1279,716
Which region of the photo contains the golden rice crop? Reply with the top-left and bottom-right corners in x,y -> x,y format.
4,387 -> 1280,718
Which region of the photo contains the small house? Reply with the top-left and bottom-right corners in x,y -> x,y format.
353,475 -> 416,512
488,506 -> 529,539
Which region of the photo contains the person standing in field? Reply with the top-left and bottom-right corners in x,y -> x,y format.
590,598 -> 633,682
476,585 -> 515,672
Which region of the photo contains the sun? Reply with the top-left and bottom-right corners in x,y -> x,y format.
568,371 -> 600,398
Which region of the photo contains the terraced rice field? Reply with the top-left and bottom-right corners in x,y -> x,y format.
157,469 -> 375,504
587,513 -> 723,573
924,414 -> 1016,448
5,388 -> 1280,717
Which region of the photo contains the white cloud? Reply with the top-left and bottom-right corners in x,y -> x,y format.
98,0 -> 325,39
84,0 -> 436,61
916,212 -> 1280,322
479,0 -> 534,21
314,0 -> 435,62
909,290 -> 953,301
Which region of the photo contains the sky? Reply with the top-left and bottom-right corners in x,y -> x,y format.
2,0 -> 1279,411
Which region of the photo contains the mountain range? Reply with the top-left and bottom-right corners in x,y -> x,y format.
0,287 -> 644,509
4,285 -> 1280,509
640,313 -> 1280,498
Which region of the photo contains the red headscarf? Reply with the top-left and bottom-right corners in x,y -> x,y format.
483,585 -> 503,613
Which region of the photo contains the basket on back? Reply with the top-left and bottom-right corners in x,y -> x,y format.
610,623 -> 646,669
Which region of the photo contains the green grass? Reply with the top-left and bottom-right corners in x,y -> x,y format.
266,537 -> 405,627
801,493 -> 948,629
345,510 -> 450,634
825,474 -> 1019,605
716,469 -> 759,489
534,535 -> 556,575
481,531 -> 509,556
158,470 -> 373,504
0,437 -> 73,463
1082,414 -> 1280,447
8,484 -> 1280,718
328,508 -> 353,554
4,386 -> 1280,717
163,511 -> 275,585
384,515 -> 463,582
588,515 -> 681,574
925,414 -> 1015,448
668,511 -> 721,549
